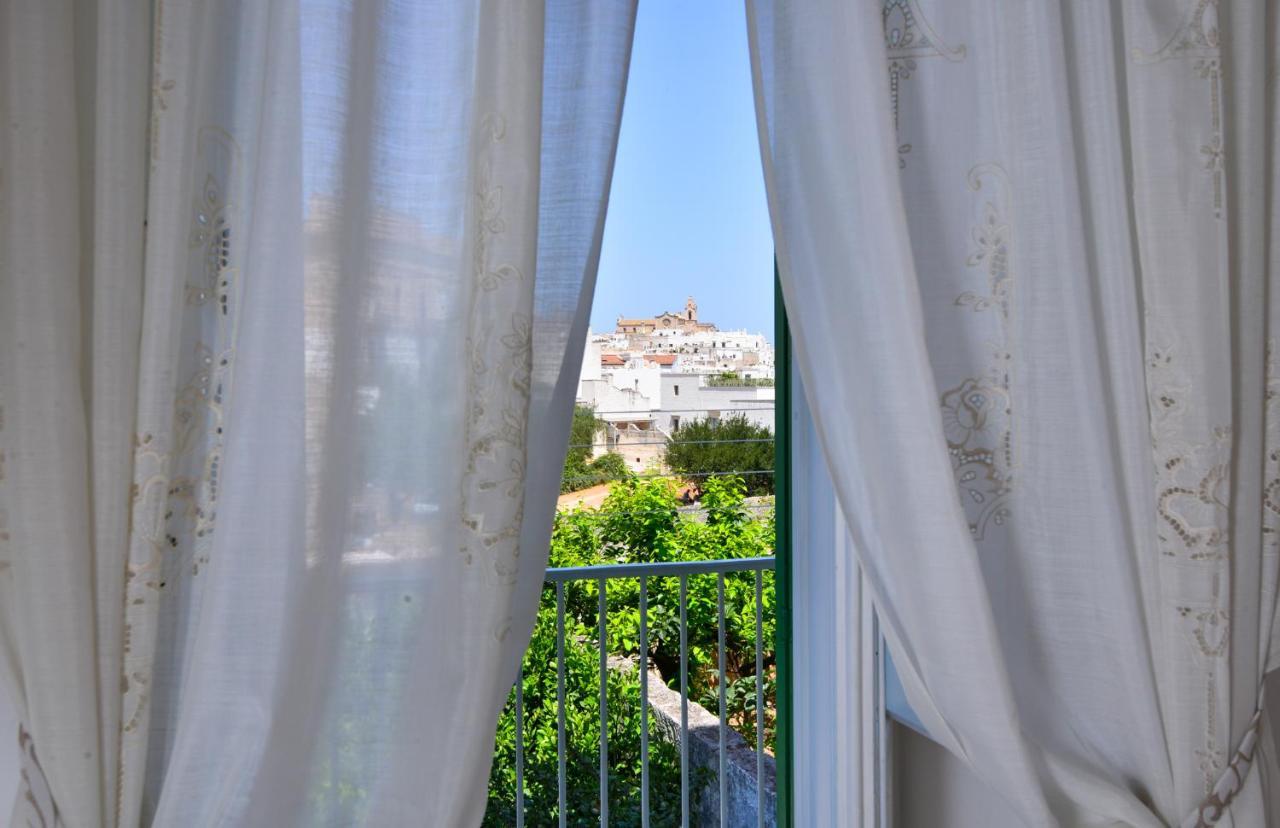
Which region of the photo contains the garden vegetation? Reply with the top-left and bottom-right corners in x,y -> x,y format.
485,475 -> 775,825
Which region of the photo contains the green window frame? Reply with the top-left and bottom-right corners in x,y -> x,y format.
773,269 -> 794,827
774,267 -> 923,828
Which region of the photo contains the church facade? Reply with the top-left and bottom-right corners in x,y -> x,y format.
615,296 -> 718,335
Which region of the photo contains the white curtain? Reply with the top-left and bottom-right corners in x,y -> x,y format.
749,1 -> 1279,825
0,1 -> 635,825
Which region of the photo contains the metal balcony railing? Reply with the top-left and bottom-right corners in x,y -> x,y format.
505,555 -> 776,828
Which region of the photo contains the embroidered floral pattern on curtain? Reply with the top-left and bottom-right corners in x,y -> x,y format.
461,112 -> 533,594
2,2 -> 636,824
940,164 -> 1015,541
750,0 -> 1280,822
119,123 -> 247,824
1132,1 -> 1261,815
171,128 -> 242,576
1132,0 -> 1224,219
880,0 -> 964,168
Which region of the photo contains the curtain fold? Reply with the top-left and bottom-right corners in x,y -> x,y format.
748,0 -> 1279,825
0,1 -> 636,825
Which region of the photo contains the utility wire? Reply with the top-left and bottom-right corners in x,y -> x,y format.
566,437 -> 775,450
588,405 -> 775,416
560,469 -> 775,487
554,505 -> 776,519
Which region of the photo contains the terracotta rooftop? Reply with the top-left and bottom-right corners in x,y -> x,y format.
601,353 -> 626,366
643,354 -> 678,365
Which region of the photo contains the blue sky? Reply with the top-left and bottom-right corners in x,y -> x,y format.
299,2 -> 773,338
592,2 -> 775,340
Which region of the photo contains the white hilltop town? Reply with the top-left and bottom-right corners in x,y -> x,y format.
576,297 -> 775,473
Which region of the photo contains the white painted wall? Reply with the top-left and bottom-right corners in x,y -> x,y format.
605,427 -> 668,472
586,326 -> 775,379
790,367 -> 877,827
656,375 -> 773,433
604,365 -> 662,406
893,722 -> 1026,827
577,378 -> 652,416
577,333 -> 602,385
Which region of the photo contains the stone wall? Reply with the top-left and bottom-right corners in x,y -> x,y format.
643,667 -> 777,827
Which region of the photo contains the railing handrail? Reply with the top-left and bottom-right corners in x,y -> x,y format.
544,554 -> 775,583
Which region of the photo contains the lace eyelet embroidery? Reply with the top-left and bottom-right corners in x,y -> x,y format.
1133,0 -> 1225,219
882,0 -> 965,168
460,112 -> 532,593
940,164 -> 1016,540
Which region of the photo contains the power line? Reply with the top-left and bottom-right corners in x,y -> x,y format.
560,469 -> 775,487
565,437 -> 775,450
588,406 -> 775,417
554,505 -> 776,519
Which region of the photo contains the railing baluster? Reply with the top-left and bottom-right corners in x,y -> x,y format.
557,583 -> 567,828
599,578 -> 609,827
515,665 -> 525,828
680,573 -> 689,828
532,557 -> 774,826
756,569 -> 765,828
640,575 -> 650,828
718,573 -> 727,826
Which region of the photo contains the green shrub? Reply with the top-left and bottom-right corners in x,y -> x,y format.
562,405 -> 619,493
703,372 -> 775,387
486,475 -> 775,822
484,609 -> 686,827
664,415 -> 774,496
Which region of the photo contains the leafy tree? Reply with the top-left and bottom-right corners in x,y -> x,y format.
704,372 -> 774,387
564,404 -> 601,473
583,452 -> 629,488
484,611 -> 687,827
485,475 -> 776,821
547,476 -> 775,740
561,406 -> 632,493
664,414 -> 775,496
561,452 -> 631,493
560,479 -> 774,716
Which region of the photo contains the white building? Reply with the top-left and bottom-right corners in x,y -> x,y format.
574,298 -> 775,472
602,297 -> 775,379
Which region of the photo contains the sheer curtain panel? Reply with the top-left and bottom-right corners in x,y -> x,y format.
0,1 -> 635,825
749,0 -> 1279,825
